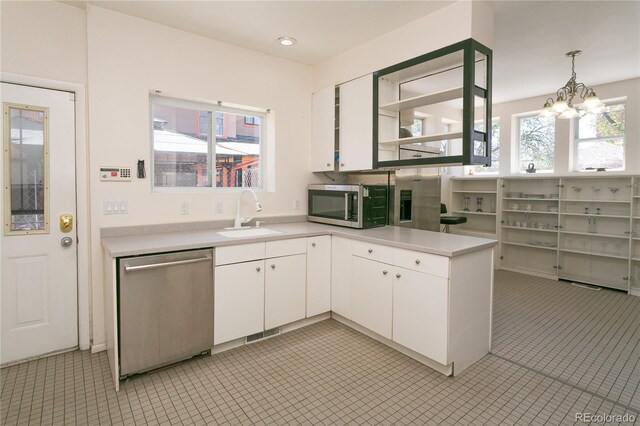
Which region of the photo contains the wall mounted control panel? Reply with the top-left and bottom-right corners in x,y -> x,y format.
100,167 -> 132,181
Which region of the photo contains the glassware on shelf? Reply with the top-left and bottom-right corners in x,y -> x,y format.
584,204 -> 589,215
596,205 -> 601,215
592,187 -> 601,200
463,196 -> 470,212
572,186 -> 582,194
588,216 -> 597,233
608,187 -> 619,199
476,197 -> 483,212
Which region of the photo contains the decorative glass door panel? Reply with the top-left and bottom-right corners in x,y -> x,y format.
3,104 -> 49,234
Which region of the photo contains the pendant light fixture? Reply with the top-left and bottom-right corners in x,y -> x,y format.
539,50 -> 604,119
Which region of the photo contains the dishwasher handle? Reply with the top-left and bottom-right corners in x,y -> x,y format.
124,256 -> 212,272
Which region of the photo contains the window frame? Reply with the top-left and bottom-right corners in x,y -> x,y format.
469,117 -> 500,174
572,99 -> 626,172
516,112 -> 556,174
149,95 -> 267,192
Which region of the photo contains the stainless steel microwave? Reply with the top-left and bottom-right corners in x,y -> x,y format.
307,184 -> 387,229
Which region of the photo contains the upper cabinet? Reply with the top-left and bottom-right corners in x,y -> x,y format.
337,74 -> 374,172
310,86 -> 336,172
374,38 -> 492,169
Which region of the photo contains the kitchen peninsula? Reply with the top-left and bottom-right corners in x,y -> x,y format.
102,220 -> 496,391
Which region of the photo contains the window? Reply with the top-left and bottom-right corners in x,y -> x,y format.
151,96 -> 266,189
471,119 -> 500,174
518,114 -> 555,173
574,102 -> 625,171
410,117 -> 424,137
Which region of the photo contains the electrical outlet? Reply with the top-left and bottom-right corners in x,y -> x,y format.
180,201 -> 189,215
293,199 -> 301,210
215,201 -> 224,214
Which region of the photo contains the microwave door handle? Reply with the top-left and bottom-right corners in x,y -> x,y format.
344,193 -> 349,221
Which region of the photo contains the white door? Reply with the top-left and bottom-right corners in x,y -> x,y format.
1,82 -> 78,364
338,74 -> 373,172
264,254 -> 306,329
310,86 -> 335,172
351,256 -> 392,339
306,236 -> 331,316
214,260 -> 265,345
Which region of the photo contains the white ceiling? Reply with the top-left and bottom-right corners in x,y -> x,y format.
488,1 -> 640,103
65,0 -> 640,103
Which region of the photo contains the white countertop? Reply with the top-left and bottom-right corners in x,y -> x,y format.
101,221 -> 497,258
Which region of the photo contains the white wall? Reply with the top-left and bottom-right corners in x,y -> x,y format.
85,6 -> 315,346
313,1 -> 493,90
0,1 -> 87,85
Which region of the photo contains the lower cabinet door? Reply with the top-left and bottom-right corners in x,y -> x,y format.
306,236 -> 332,317
351,256 -> 392,339
392,267 -> 448,365
265,254 -> 307,329
214,260 -> 264,345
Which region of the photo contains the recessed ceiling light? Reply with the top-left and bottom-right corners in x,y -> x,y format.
278,36 -> 297,47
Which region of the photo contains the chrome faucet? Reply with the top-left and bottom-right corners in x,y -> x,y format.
233,188 -> 262,229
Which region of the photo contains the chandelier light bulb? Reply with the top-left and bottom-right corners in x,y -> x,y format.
539,106 -> 556,118
560,107 -> 579,119
552,100 -> 568,113
583,94 -> 601,109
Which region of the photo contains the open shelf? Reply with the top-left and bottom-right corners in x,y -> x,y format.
559,212 -> 629,219
502,226 -> 557,233
379,87 -> 463,112
503,197 -> 558,201
379,131 -> 463,147
452,210 -> 496,216
559,248 -> 629,260
559,230 -> 630,239
502,241 -> 557,251
561,199 -> 631,204
452,190 -> 497,194
502,209 -> 558,215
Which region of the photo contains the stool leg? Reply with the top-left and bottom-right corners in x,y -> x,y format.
443,224 -> 450,233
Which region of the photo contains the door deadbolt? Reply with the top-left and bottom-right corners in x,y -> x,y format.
60,214 -> 73,233
61,237 -> 73,247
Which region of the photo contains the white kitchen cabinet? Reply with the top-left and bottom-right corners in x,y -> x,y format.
214,259 -> 265,345
351,256 -> 392,340
338,74 -> 373,172
331,236 -> 353,319
306,236 -> 331,317
310,86 -> 336,172
265,254 -> 307,329
392,267 -> 448,365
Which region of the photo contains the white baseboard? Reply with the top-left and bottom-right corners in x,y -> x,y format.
91,343 -> 106,353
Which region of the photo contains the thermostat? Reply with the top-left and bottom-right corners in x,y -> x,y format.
100,167 -> 132,181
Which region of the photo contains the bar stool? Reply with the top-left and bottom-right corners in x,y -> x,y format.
440,203 -> 467,233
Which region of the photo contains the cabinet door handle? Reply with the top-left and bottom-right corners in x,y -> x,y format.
326,163 -> 331,167
271,264 -> 276,269
340,162 -> 345,167
256,267 -> 261,272
383,270 -> 388,275
312,242 -> 316,247
396,273 -> 402,278
415,259 -> 421,265
368,249 -> 373,253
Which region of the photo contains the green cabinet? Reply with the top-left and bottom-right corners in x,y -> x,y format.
373,38 -> 492,168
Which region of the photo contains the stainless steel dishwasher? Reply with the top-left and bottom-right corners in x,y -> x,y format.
118,249 -> 214,378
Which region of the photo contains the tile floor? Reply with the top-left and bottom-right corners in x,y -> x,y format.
2,270 -> 639,425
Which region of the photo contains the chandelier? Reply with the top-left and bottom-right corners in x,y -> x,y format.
539,50 -> 604,119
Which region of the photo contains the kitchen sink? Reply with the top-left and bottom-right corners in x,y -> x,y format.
217,227 -> 282,238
